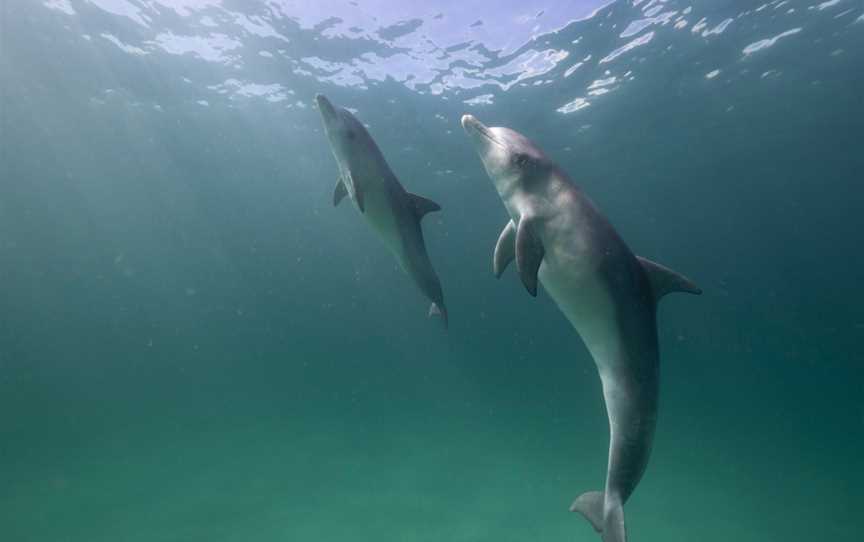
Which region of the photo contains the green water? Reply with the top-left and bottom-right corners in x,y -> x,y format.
1,1 -> 863,540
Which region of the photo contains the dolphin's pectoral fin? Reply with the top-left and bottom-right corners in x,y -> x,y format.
333,178 -> 348,207
637,256 -> 702,301
493,220 -> 516,278
515,217 -> 544,297
408,193 -> 441,219
570,491 -> 604,533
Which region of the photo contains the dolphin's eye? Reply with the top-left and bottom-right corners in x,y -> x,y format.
346,130 -> 356,140
513,154 -> 531,168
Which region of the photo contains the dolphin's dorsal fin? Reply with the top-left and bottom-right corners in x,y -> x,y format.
333,178 -> 348,207
408,193 -> 441,219
637,256 -> 702,301
516,216 -> 544,297
493,220 -> 516,278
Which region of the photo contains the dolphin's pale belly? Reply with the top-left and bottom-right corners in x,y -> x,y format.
537,246 -> 622,373
539,235 -> 660,505
360,182 -> 408,266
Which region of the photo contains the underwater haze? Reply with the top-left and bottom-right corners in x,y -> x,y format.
1,0 -> 863,541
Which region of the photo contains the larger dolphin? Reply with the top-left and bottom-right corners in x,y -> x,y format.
461,114 -> 701,542
316,94 -> 447,327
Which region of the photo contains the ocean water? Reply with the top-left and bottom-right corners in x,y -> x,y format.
1,0 -> 862,540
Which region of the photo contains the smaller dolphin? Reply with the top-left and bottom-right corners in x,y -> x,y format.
461,114 -> 700,542
315,94 -> 447,327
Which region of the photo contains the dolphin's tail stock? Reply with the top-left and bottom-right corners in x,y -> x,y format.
428,302 -> 448,330
571,491 -> 626,542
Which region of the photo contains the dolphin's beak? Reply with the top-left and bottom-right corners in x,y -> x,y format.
461,114 -> 503,148
315,93 -> 337,124
461,114 -> 484,137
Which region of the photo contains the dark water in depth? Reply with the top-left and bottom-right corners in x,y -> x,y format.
1,1 -> 863,540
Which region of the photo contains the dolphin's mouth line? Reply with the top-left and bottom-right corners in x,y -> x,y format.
315,94 -> 337,124
462,115 -> 505,148
474,123 -> 505,148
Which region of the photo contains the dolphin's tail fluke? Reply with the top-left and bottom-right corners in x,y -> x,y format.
428,302 -> 448,330
571,491 -> 604,532
571,491 -> 626,542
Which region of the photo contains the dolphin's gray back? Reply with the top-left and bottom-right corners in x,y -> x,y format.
540,210 -> 660,505
377,179 -> 442,298
601,272 -> 659,506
